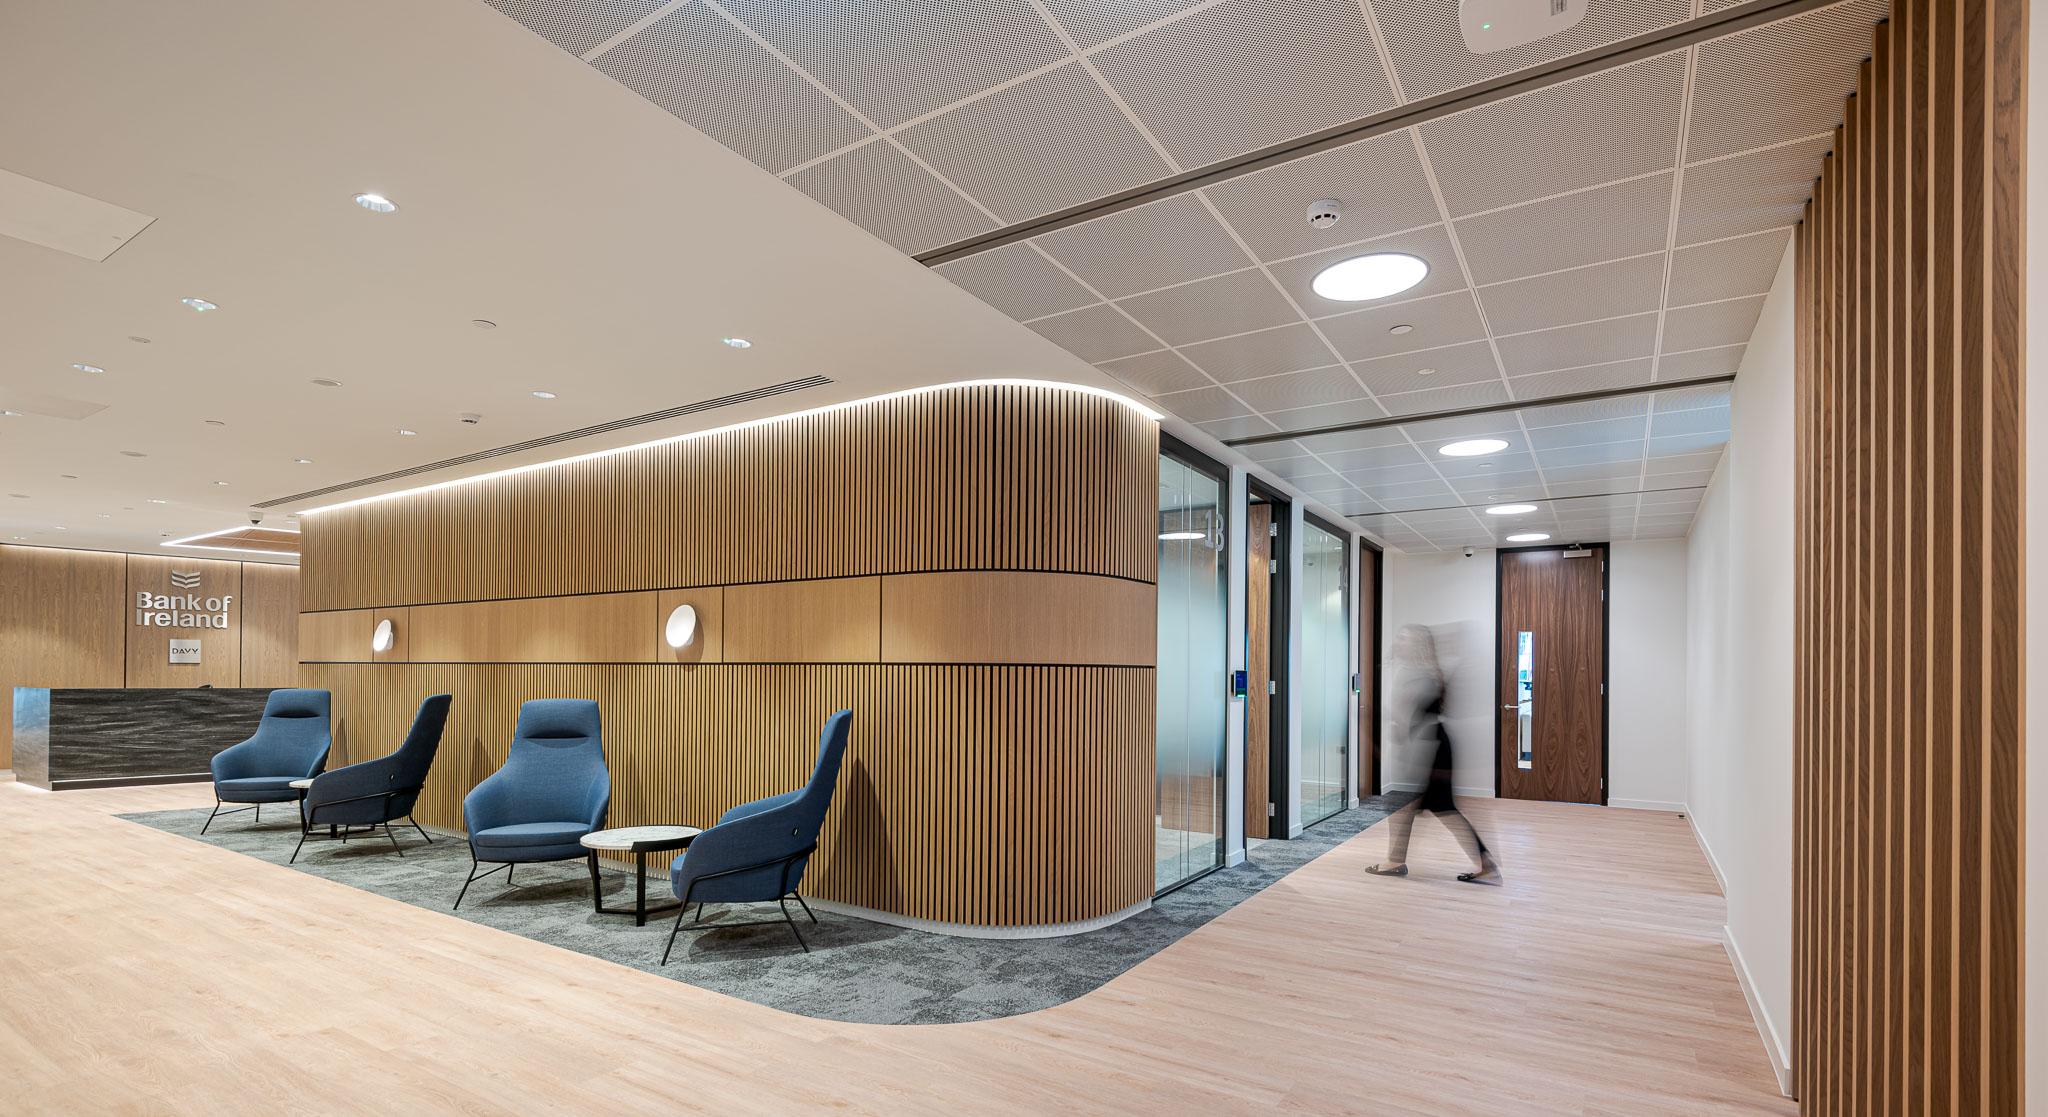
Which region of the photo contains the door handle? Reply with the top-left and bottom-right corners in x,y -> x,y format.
1501,705 -> 1520,710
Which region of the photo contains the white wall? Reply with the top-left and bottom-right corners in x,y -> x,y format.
1684,240 -> 1798,1091
1607,539 -> 1689,810
1379,549 -> 1497,797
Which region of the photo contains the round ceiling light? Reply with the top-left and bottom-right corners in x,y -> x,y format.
663,604 -> 699,650
371,618 -> 395,653
1311,253 -> 1428,302
1506,533 -> 1552,543
311,378 -> 343,387
471,319 -> 497,330
147,498 -> 167,504
0,410 -> 21,418
532,391 -> 556,399
292,458 -> 313,464
1416,367 -> 1436,376
722,337 -> 752,349
395,428 -> 416,436
213,481 -> 230,486
353,193 -> 397,213
204,420 -> 226,427
120,450 -> 147,457
1485,503 -> 1538,515
180,298 -> 217,312
1438,438 -> 1508,457
1388,324 -> 1414,335
72,364 -> 104,373
1158,531 -> 1205,541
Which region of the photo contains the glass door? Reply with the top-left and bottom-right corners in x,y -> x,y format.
1299,519 -> 1350,826
1155,440 -> 1227,892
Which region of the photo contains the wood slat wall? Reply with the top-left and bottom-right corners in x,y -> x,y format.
297,385 -> 1161,925
1792,4 -> 2024,1112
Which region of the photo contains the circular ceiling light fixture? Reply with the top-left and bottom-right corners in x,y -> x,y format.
471,319 -> 497,330
180,298 -> 217,312
371,618 -> 395,653
0,410 -> 21,417
1158,530 -> 1205,541
120,450 -> 147,457
1506,533 -> 1552,543
1388,324 -> 1414,335
213,481 -> 229,486
532,391 -> 556,399
292,458 -> 313,464
722,337 -> 752,349
204,420 -> 226,426
147,498 -> 167,504
1416,367 -> 1436,376
663,604 -> 699,649
1311,253 -> 1428,302
128,335 -> 151,344
311,378 -> 343,387
72,363 -> 104,373
352,193 -> 397,213
1485,503 -> 1538,515
1438,438 -> 1508,457
395,428 -> 416,436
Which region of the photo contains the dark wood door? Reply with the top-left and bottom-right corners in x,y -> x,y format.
1496,546 -> 1605,804
1244,502 -> 1271,839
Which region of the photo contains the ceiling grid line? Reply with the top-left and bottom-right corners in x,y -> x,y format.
576,0 -> 690,62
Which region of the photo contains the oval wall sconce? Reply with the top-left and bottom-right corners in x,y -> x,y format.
371,618 -> 395,653
663,604 -> 698,649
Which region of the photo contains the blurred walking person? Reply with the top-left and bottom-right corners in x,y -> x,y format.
1366,623 -> 1501,884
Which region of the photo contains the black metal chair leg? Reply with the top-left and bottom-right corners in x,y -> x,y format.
384,823 -> 403,855
505,864 -> 513,885
254,804 -> 260,824
454,856 -> 479,910
779,897 -> 810,953
662,901 -> 690,966
792,892 -> 818,924
290,829 -> 308,864
409,817 -> 433,843
201,801 -> 222,834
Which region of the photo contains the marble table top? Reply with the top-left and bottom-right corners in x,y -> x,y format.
580,825 -> 701,851
288,779 -> 315,790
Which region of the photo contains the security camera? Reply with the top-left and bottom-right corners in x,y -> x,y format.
458,412 -> 483,425
1463,545 -> 1476,558
248,510 -> 264,526
1306,199 -> 1341,230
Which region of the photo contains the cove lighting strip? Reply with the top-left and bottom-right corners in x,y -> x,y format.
294,379 -> 1162,517
162,523 -> 302,559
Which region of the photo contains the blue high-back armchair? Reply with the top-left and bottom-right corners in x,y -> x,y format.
292,694 -> 451,862
204,688 -> 332,833
455,698 -> 609,909
663,710 -> 851,961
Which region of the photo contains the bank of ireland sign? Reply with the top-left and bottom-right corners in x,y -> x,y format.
136,569 -> 233,663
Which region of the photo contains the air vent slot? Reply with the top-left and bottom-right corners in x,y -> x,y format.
255,376 -> 832,509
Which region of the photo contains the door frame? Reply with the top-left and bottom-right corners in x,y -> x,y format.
1301,512 -> 1352,824
1360,534 -> 1384,798
1155,431 -> 1232,895
1491,542 -> 1610,805
1245,477 -> 1291,837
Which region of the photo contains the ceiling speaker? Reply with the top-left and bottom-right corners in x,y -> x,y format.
1460,0 -> 1589,55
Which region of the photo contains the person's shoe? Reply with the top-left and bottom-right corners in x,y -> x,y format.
1365,863 -> 1408,876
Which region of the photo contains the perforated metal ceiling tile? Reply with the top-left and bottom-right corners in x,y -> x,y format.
1354,478 -> 1454,503
1686,0 -> 1886,162
1318,290 -> 1487,364
1421,53 -> 1687,218
1506,357 -> 1657,397
1649,430 -> 1731,456
1376,380 -> 1513,418
1117,268 -> 1301,346
1660,295 -> 1767,353
784,139 -> 997,253
1495,313 -> 1660,376
1544,460 -> 1649,487
1432,450 -> 1537,482
1528,417 -> 1653,451
1039,0 -> 1204,50
1154,384 -> 1257,423
1340,463 -> 1447,488
1399,411 -> 1520,443
1477,253 -> 1669,337
1274,225 -> 1467,314
717,0 -> 1070,130
595,4 -> 875,175
1035,193 -> 1253,299
1178,321 -> 1341,381
1368,0 -> 1690,103
1666,227 -> 1791,306
1097,349 -> 1214,396
1266,397 -> 1390,431
1222,365 -> 1369,412
934,242 -> 1098,321
483,0 -> 671,58
1201,132 -> 1440,262
1026,303 -> 1159,362
1450,469 -> 1545,496
1646,449 -> 1725,475
1088,0 -> 1399,169
1518,394 -> 1653,427
1650,406 -> 1732,440
1656,344 -> 1746,381
1675,133 -> 1834,245
1298,425 -> 1411,453
1455,173 -> 1675,286
1538,442 -> 1651,470
1197,415 -> 1284,440
1317,442 -> 1427,472
1237,440 -> 1311,463
1348,339 -> 1500,396
897,62 -> 1172,223
1651,383 -> 1732,412
1262,454 -> 1346,484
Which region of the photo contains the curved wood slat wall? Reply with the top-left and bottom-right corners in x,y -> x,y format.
298,384 -> 1160,926
1792,5 -> 2023,1112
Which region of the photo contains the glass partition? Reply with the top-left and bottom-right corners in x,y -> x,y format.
1156,446 -> 1227,892
1299,520 -> 1350,826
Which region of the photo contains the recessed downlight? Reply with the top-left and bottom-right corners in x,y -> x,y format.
1438,438 -> 1508,457
1158,531 -> 1205,541
120,450 -> 147,457
147,498 -> 167,504
180,298 -> 217,312
292,458 -> 313,464
1388,324 -> 1414,335
395,428 -> 417,436
311,378 -> 343,387
722,337 -> 752,349
204,420 -> 226,427
1416,367 -> 1437,376
532,391 -> 556,399
471,319 -> 497,330
1310,253 -> 1428,302
1485,503 -> 1538,515
1506,533 -> 1551,543
213,481 -> 229,486
72,363 -> 104,373
352,193 -> 397,213
0,410 -> 21,417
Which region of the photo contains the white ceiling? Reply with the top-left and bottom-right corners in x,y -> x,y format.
472,0 -> 1885,550
0,0 -> 1129,559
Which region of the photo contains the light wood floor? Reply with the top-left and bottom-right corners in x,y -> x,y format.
0,780 -> 1793,1115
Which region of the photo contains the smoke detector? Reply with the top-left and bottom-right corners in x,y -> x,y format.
1461,0 -> 1588,54
1306,199 -> 1341,230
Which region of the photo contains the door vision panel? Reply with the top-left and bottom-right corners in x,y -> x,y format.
1496,546 -> 1605,804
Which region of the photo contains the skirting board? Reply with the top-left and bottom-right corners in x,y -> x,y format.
1609,798 -> 1688,813
1684,807 -> 1731,897
1724,925 -> 1795,1098
802,896 -> 1151,940
1383,781 -> 1496,799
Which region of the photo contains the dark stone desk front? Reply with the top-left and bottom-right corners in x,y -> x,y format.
12,687 -> 274,790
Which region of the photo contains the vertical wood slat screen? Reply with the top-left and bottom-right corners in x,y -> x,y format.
299,384 -> 1157,611
1792,3 -> 2023,1113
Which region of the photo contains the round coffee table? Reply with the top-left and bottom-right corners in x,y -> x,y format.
581,825 -> 701,925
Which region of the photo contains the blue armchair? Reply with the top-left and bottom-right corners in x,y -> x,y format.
455,698 -> 609,910
204,689 -> 332,833
292,694 -> 451,863
662,710 -> 851,962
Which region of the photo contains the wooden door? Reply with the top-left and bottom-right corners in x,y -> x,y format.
1244,502 -> 1271,839
1496,546 -> 1605,804
1357,545 -> 1375,797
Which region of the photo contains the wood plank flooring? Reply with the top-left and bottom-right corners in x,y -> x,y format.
0,781 -> 1792,1116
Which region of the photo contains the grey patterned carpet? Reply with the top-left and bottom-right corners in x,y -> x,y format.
121,796 -> 1404,1025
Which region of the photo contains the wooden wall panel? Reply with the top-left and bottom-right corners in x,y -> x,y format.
300,609 -> 373,663
1244,503 -> 1271,840
123,555 -> 243,689
408,593 -> 656,663
0,546 -> 127,766
239,562 -> 300,688
300,662 -> 1154,926
1792,5 -> 2023,1112
879,572 -> 1154,667
723,578 -> 881,664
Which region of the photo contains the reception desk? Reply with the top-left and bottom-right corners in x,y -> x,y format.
12,687 -> 274,790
